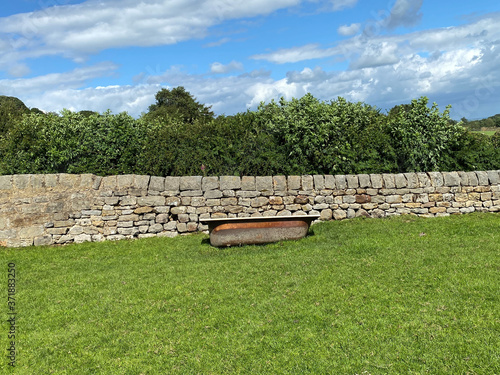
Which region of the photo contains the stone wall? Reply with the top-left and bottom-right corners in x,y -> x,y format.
1,171 -> 499,247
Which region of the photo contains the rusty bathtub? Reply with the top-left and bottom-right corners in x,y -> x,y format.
199,214 -> 320,247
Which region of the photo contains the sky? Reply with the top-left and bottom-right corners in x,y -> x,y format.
0,0 -> 499,119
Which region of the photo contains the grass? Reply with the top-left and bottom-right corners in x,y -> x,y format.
1,213 -> 499,374
472,130 -> 497,136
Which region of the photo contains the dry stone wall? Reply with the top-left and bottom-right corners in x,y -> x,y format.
1,171 -> 499,247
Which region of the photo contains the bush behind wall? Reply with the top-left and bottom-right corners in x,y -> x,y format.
0,95 -> 498,176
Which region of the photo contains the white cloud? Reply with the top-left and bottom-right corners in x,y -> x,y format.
0,0 -> 301,66
330,0 -> 358,11
350,42 -> 400,69
251,44 -> 338,64
0,62 -> 118,96
338,23 -> 361,36
210,61 -> 244,74
386,0 -> 423,29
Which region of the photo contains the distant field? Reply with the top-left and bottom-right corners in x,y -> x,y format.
471,128 -> 498,136
1,213 -> 499,374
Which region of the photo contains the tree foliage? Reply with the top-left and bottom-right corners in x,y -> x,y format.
0,91 -> 498,176
146,86 -> 214,124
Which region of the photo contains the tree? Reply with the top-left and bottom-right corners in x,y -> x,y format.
388,97 -> 465,172
146,86 -> 214,124
0,95 -> 31,134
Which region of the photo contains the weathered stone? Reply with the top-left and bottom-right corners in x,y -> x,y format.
476,171 -> 489,186
0,175 -> 13,190
149,176 -> 165,191
404,173 -> 419,189
134,206 -> 153,214
442,171 -> 461,187
34,235 -> 52,246
273,176 -> 287,191
164,176 -> 180,191
180,176 -> 202,191
394,174 -> 407,188
346,175 -> 359,189
251,197 -> 269,207
238,176 -> 254,191
294,196 -> 309,204
355,194 -> 371,204
333,209 -> 347,220
368,174 -> 382,189
137,196 -> 165,206
287,176 -> 301,190
358,174 -> 371,188
204,190 -> 223,199
334,175 -> 347,190
256,176 -> 273,192
149,223 -> 164,233
220,176 -> 241,190
170,206 -> 187,215
202,176 -> 219,191
322,175 -> 335,189
313,175 -> 325,190
428,172 -> 444,187
386,195 -> 403,204
180,190 -> 203,197
487,170 -> 500,185
269,196 -> 283,205
382,174 -> 396,189
301,175 -> 314,191
74,234 -> 92,244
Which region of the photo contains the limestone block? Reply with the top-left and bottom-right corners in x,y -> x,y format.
114,175 -> 133,190
442,172 -> 461,187
487,170 -> 500,184
164,176 -> 180,191
220,176 -> 241,190
333,209 -> 347,220
0,175 -> 13,190
287,176 -> 301,190
320,208 -> 333,220
74,234 -> 92,244
334,175 -> 347,190
204,190 -> 223,199
149,176 -> 165,191
171,206 -> 187,215
251,197 -> 269,207
428,172 -> 444,187
358,174 -> 371,188
301,175 -> 313,191
180,176 -> 202,191
187,222 -> 198,232
100,175 -> 117,190
33,234 -> 52,246
162,221 -> 176,231
386,195 -> 403,204
394,174 -> 407,188
404,173 -> 419,188
475,171 -> 489,185
273,176 -> 287,191
149,223 -> 164,233
256,176 -> 273,192
382,174 -> 395,189
239,176 -> 254,191
415,172 -> 430,187
457,171 -> 469,186
313,175 -> 325,190
201,176 -> 218,191
369,174 -> 383,189
13,175 -> 32,189
346,175 -> 359,189
137,196 -> 165,206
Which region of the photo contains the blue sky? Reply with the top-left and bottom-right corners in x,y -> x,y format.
0,0 -> 499,119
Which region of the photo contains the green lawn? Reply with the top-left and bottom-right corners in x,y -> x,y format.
1,213 -> 499,374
